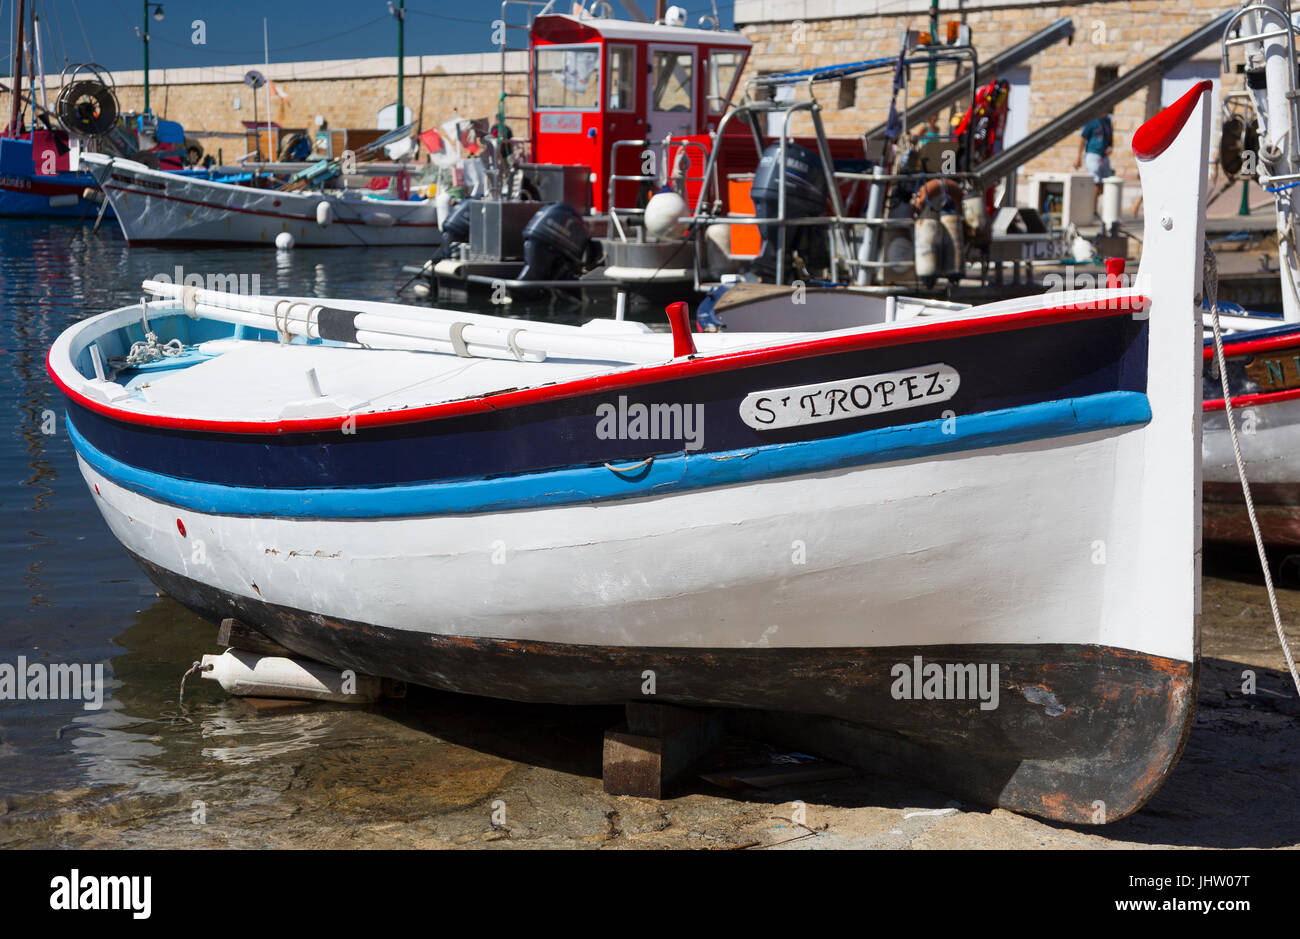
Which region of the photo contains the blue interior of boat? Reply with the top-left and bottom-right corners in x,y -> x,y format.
76,310 -> 328,385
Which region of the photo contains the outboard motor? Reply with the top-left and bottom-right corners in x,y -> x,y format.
744,142 -> 828,282
430,198 -> 476,263
519,202 -> 591,285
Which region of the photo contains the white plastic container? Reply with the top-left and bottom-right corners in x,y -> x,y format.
913,216 -> 941,282
1101,176 -> 1124,234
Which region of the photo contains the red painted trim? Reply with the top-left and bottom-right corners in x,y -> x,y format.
0,177 -> 85,197
1204,386 -> 1300,412
1202,331 -> 1300,361
48,297 -> 1148,435
103,184 -> 440,229
1132,80 -> 1212,160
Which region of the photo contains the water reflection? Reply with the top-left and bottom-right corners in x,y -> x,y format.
0,217 -> 437,799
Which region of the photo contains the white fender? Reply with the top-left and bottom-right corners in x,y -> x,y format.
200,649 -> 385,703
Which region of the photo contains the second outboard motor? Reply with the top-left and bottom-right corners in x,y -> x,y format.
519,202 -> 590,285
430,198 -> 476,263
745,142 -> 827,282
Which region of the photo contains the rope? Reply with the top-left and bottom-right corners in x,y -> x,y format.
108,299 -> 186,368
116,333 -> 184,367
273,299 -> 287,342
604,456 -> 654,475
179,660 -> 211,708
105,296 -> 185,366
1205,237 -> 1300,697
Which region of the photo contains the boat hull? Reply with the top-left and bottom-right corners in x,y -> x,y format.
1204,325 -> 1300,544
81,153 -> 441,246
52,277 -> 1197,825
0,167 -> 107,219
130,544 -> 1194,824
68,361 -> 1194,823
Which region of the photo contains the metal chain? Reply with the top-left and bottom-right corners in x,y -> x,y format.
1206,237 -> 1300,697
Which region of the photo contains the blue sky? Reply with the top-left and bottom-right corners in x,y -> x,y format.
9,1 -> 736,72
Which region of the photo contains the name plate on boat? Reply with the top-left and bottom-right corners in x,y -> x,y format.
1245,353 -> 1300,393
539,113 -> 583,134
739,363 -> 960,430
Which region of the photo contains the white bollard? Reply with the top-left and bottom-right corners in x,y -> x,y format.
1101,176 -> 1124,235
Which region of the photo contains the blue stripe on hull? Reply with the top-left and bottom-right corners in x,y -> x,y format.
69,391 -> 1151,519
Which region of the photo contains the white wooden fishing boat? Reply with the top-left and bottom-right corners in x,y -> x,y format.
48,82 -> 1212,823
79,151 -> 441,247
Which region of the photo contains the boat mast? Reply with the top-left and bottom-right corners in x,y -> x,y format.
8,0 -> 27,136
1249,0 -> 1300,322
395,0 -> 405,129
32,11 -> 47,115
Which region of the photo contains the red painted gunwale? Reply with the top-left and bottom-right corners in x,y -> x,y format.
48,297 -> 1148,435
1202,329 -> 1300,410
1204,386 -> 1300,412
1202,331 -> 1300,361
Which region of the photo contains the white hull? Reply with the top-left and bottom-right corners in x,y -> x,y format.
1204,395 -> 1300,485
78,420 -> 1187,661
80,153 -> 441,247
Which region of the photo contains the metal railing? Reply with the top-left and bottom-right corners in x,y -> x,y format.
1221,4 -> 1300,181
607,137 -> 719,241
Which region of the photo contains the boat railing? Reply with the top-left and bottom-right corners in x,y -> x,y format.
683,94 -> 855,288
1220,5 -> 1300,185
680,44 -> 987,289
607,138 -> 720,242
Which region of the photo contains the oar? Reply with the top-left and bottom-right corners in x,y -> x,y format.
68,196 -> 93,246
89,190 -> 112,237
140,281 -> 672,365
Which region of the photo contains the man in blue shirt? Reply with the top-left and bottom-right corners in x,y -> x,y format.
1073,112 -> 1113,215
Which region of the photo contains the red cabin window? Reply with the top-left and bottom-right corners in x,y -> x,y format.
707,50 -> 744,114
607,45 -> 636,111
534,45 -> 602,110
652,50 -> 695,113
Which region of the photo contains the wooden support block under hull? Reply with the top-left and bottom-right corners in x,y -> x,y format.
603,704 -> 725,799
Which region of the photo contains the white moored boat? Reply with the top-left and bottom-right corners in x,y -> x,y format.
79,151 -> 441,247
48,82 -> 1213,823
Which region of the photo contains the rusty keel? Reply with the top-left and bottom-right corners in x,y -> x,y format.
136,552 -> 1196,825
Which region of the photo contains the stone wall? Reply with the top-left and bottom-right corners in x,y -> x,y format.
2,53 -> 528,163
733,0 -> 1233,203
